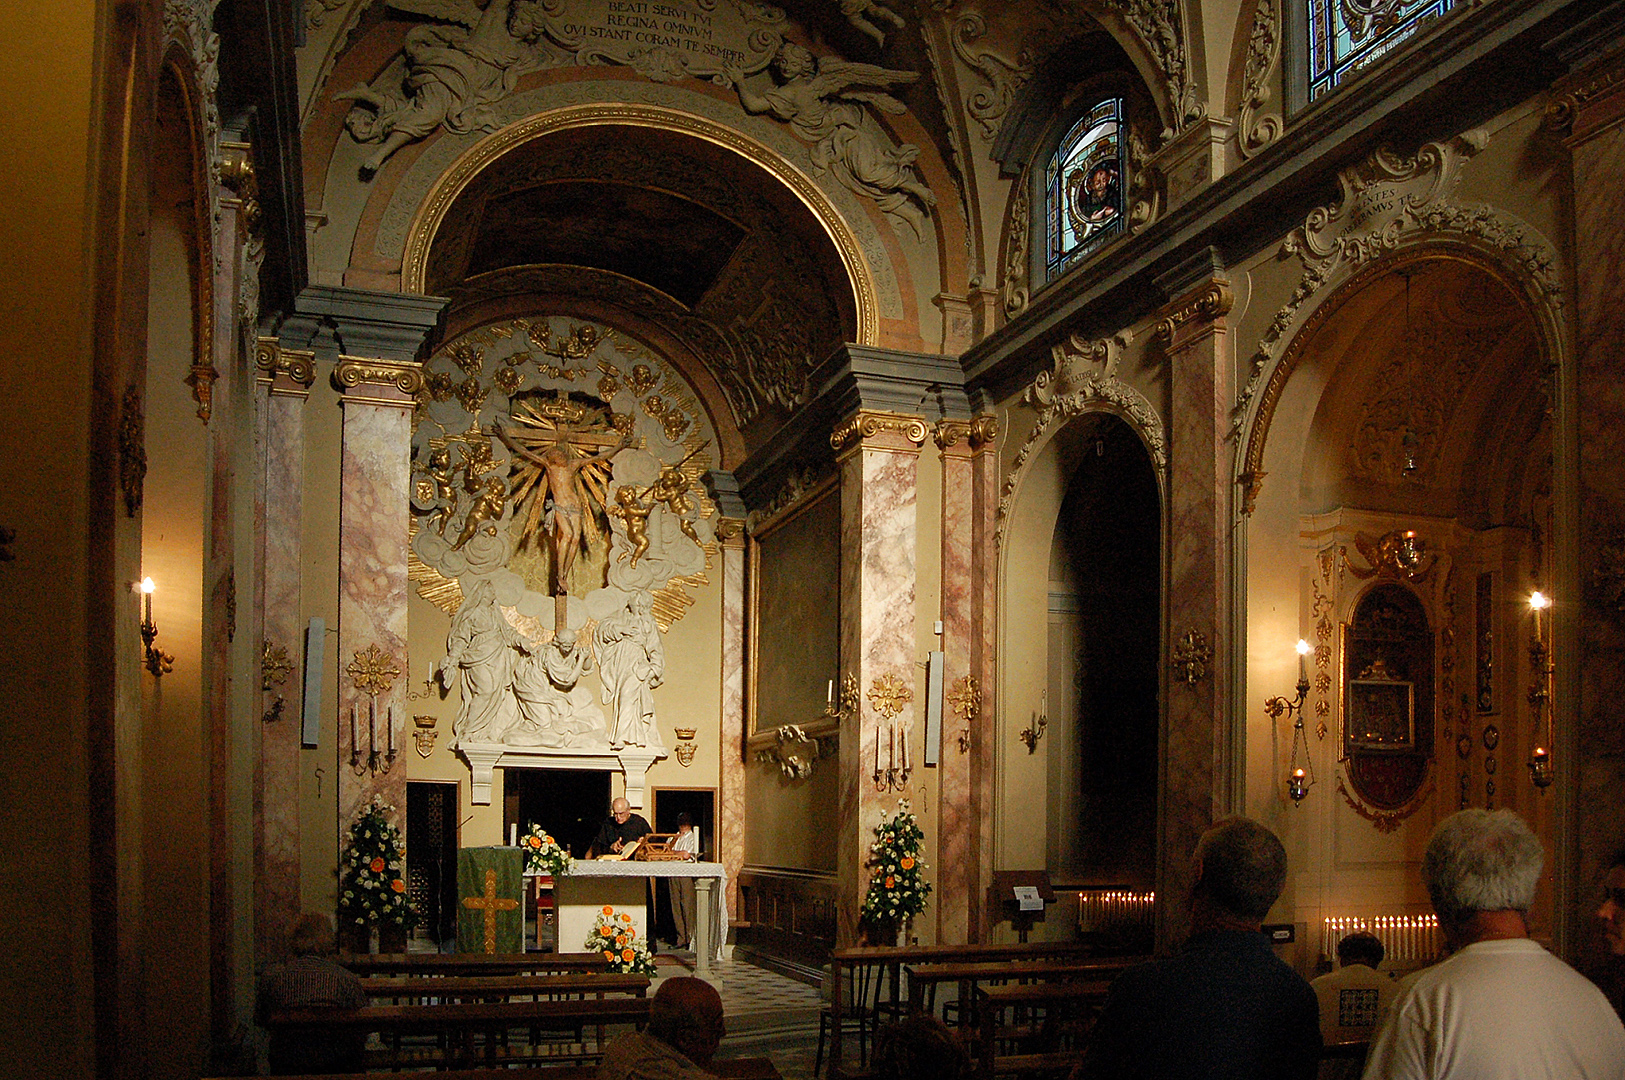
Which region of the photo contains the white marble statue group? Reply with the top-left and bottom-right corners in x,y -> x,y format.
440,579 -> 665,752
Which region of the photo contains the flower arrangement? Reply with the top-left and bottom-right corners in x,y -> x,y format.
338,796 -> 415,929
584,906 -> 657,975
860,799 -> 932,934
520,823 -> 573,877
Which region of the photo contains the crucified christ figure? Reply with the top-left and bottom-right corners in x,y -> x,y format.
493,422 -> 625,594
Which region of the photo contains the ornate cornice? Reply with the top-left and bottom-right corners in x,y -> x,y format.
1154,280 -> 1235,341
1545,60 -> 1625,139
254,337 -> 316,392
830,410 -> 930,452
333,356 -> 424,397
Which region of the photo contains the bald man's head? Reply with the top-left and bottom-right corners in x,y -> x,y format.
648,977 -> 724,1064
612,798 -> 631,822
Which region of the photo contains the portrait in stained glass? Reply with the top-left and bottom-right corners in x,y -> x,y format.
1308,0 -> 1460,99
1046,99 -> 1125,280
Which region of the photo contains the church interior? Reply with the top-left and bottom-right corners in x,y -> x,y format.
5,0 -> 1625,1074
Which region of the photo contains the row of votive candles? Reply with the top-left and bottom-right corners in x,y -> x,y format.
1076,890 -> 1156,932
1321,914 -> 1441,963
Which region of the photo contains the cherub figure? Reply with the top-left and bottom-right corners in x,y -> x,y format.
335,0 -> 545,175
648,466 -> 701,547
838,0 -> 905,47
606,485 -> 654,568
723,42 -> 936,238
450,476 -> 507,551
423,446 -> 458,536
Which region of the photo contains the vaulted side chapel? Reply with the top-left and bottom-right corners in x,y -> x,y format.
6,0 -> 1625,1074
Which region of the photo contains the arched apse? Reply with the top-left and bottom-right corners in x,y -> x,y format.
1242,250 -> 1557,935
997,408 -> 1164,903
402,108 -> 866,457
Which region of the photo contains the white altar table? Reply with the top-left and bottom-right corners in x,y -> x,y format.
554,861 -> 728,979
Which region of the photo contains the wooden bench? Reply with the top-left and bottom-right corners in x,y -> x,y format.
205,1055 -> 784,1080
361,971 -> 650,1003
973,981 -> 1113,1079
340,951 -> 610,977
827,943 -> 1143,1078
905,957 -> 1135,1019
265,994 -> 651,1070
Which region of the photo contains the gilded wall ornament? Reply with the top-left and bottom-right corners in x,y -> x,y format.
996,331 -> 1164,546
1337,774 -> 1433,833
261,639 -> 293,691
831,411 -> 931,451
673,726 -> 698,767
254,337 -> 316,389
413,714 -> 439,758
868,671 -> 914,719
947,674 -> 980,753
333,358 -> 426,396
1347,529 -> 1438,583
347,644 -> 402,697
1235,130 -> 1565,512
1170,629 -> 1212,686
119,385 -> 147,519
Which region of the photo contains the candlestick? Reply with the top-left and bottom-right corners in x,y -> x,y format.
369,699 -> 375,756
387,706 -> 394,756
827,679 -> 834,706
350,704 -> 357,750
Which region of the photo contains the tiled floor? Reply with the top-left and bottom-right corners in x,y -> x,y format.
652,953 -> 825,1080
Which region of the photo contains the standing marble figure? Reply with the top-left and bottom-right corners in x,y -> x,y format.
595,592 -> 664,749
440,579 -> 520,742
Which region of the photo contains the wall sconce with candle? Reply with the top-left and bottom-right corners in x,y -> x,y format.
136,577 -> 173,676
1527,592 -> 1554,790
345,644 -> 402,776
1265,640 -> 1314,802
1019,689 -> 1048,754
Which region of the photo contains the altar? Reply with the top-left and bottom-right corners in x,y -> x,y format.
555,861 -> 729,979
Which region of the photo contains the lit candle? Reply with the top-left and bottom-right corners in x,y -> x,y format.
141,577 -> 155,625
1296,639 -> 1311,683
828,679 -> 834,706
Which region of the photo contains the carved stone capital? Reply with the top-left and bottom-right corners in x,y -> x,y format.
1155,281 -> 1235,344
255,337 -> 316,395
219,141 -> 262,235
1547,57 -> 1625,144
933,419 -> 973,451
830,410 -> 930,453
333,356 -> 424,407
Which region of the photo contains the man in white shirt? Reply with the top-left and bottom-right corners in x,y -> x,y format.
668,812 -> 700,949
1363,809 -> 1625,1080
1313,932 -> 1397,1045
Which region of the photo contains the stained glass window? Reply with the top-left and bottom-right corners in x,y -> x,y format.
1308,0 -> 1459,100
1046,99 -> 1126,280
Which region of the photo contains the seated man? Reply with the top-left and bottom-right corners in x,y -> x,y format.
871,1014 -> 971,1080
1312,932 -> 1396,1045
1079,817 -> 1321,1080
593,796 -> 653,857
256,912 -> 368,1076
598,976 -> 725,1080
1363,809 -> 1625,1079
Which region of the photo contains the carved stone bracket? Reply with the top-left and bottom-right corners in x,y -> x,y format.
831,411 -> 930,452
460,744 -> 665,807
996,331 -> 1164,546
754,724 -> 832,780
255,337 -> 317,394
1235,131 -> 1565,514
951,12 -> 1034,142
1236,0 -> 1282,160
1154,280 -> 1235,343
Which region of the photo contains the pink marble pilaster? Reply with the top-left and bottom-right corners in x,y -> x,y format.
1558,51 -> 1625,972
970,422 -> 999,943
934,420 -> 984,944
1155,282 -> 1235,952
717,520 -> 747,918
835,416 -> 925,946
254,342 -> 315,960
335,359 -> 421,840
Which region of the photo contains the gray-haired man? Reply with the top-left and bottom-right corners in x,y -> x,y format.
1363,808 -> 1625,1079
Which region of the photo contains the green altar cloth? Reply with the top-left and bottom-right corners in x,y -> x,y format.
457,845 -> 524,954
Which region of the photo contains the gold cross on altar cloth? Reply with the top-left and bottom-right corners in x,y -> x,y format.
462,868 -> 518,953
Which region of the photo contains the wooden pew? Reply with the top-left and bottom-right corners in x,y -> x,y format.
972,980 -> 1112,1078
340,951 -> 610,977
361,971 -> 650,1003
827,942 -> 1146,1077
904,957 -> 1136,1018
264,994 -> 651,1070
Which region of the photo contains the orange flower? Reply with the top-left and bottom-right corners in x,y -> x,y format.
391,879 -> 406,893
370,857 -> 386,873
900,857 -> 915,870
616,934 -> 628,946
622,948 -> 634,962
603,905 -> 614,916
529,836 -> 542,849
885,876 -> 896,888
604,950 -> 616,962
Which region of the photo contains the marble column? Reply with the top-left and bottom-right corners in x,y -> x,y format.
708,470 -> 749,920
933,416 -> 996,944
334,358 -> 422,837
970,416 -> 1000,943
834,411 -> 927,946
1552,34 -> 1625,967
254,340 -> 314,959
1153,274 -> 1236,951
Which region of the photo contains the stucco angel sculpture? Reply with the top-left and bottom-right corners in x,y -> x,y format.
724,42 -> 936,238
336,0 -> 545,175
